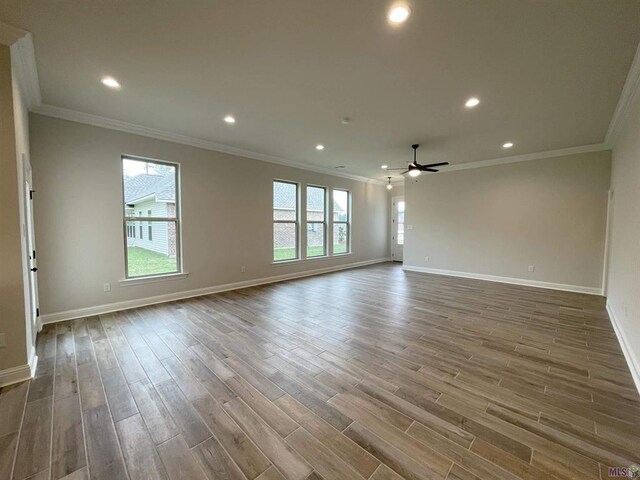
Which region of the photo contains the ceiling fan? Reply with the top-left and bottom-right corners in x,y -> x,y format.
385,144 -> 449,177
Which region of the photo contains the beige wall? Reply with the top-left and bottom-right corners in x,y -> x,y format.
404,151 -> 611,290
607,89 -> 640,386
0,44 -> 27,372
29,114 -> 389,317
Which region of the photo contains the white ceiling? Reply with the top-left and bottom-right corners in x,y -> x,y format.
1,1 -> 639,179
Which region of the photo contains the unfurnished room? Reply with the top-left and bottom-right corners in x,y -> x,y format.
1,1 -> 640,479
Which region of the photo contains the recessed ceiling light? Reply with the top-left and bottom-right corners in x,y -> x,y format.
465,97 -> 480,108
224,115 -> 236,124
381,165 -> 388,169
101,76 -> 121,89
316,144 -> 325,151
502,142 -> 514,149
388,4 -> 411,24
341,117 -> 351,125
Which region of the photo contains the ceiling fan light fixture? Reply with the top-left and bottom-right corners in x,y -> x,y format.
408,168 -> 421,177
386,177 -> 393,190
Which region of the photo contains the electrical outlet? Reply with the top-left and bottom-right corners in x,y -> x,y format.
425,256 -> 430,262
0,333 -> 6,348
103,282 -> 111,292
528,265 -> 535,272
241,266 -> 246,273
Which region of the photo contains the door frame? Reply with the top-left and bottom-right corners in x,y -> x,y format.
22,154 -> 40,339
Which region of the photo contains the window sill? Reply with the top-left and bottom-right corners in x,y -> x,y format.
271,253 -> 352,266
119,272 -> 189,287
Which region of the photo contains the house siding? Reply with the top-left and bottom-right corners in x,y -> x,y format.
126,198 -> 171,255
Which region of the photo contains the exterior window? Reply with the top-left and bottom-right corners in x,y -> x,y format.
306,186 -> 326,257
332,189 -> 350,254
122,157 -> 181,278
397,200 -> 405,245
273,180 -> 298,261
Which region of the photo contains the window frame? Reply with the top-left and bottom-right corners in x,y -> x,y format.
305,184 -> 328,258
272,179 -> 300,262
121,155 -> 182,279
332,188 -> 351,255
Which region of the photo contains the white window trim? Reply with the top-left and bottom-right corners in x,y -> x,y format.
306,184 -> 328,259
331,188 -> 351,256
119,272 -> 189,286
273,180 -> 300,262
122,155 -> 183,279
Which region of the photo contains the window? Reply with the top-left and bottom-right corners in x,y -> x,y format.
306,186 -> 327,257
273,180 -> 299,261
122,157 -> 180,278
397,200 -> 405,245
332,189 -> 350,254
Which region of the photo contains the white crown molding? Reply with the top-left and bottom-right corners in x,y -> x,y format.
436,143 -> 610,174
606,302 -> 640,395
10,32 -> 42,109
41,257 -> 391,324
605,41 -> 640,146
402,265 -> 603,295
34,101 -> 612,181
0,21 -> 27,46
32,103 -> 385,185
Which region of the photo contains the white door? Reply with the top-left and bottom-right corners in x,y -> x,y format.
24,171 -> 40,337
391,196 -> 405,262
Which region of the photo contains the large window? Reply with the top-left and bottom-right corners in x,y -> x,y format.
306,186 -> 327,257
273,180 -> 299,261
333,189 -> 350,254
122,157 -> 181,278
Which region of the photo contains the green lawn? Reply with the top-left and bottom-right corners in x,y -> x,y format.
273,245 -> 347,261
127,247 -> 177,277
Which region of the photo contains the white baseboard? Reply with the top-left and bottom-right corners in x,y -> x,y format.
0,364 -> 31,387
0,349 -> 37,387
402,265 -> 603,295
606,302 -> 640,396
42,257 -> 391,324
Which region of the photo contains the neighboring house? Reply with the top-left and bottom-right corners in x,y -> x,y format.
124,173 -> 176,257
273,183 -> 346,250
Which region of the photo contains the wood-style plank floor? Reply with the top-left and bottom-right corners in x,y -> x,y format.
1,263 -> 639,480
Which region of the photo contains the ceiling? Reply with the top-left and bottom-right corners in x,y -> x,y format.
1,1 -> 639,180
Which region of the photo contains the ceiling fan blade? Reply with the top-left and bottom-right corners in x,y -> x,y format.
399,170 -> 410,175
420,168 -> 439,172
385,167 -> 408,171
423,162 -> 449,168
